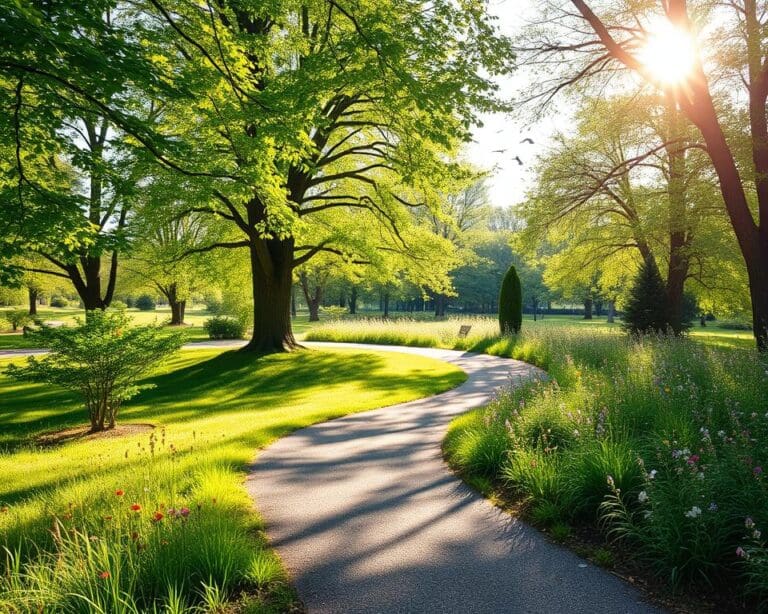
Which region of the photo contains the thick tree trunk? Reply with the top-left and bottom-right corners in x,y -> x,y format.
170,300 -> 186,326
28,287 -> 38,316
583,297 -> 593,320
383,292 -> 390,318
244,237 -> 297,353
607,300 -> 616,324
291,287 -> 297,317
666,245 -> 689,334
747,248 -> 768,351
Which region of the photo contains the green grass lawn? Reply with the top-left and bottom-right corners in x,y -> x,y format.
0,347 -> 465,612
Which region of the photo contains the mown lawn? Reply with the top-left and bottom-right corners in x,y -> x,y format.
0,347 -> 465,612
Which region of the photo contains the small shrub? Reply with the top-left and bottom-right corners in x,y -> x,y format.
109,300 -> 128,311
499,265 -> 522,334
204,316 -> 246,340
135,294 -> 156,311
5,311 -> 184,431
5,309 -> 31,332
49,296 -> 68,308
592,548 -> 614,568
204,294 -> 223,314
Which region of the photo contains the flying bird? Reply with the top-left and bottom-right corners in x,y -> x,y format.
513,156 -> 524,166
492,149 -> 508,154
520,138 -> 534,144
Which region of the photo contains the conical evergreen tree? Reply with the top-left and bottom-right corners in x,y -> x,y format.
499,265 -> 523,334
623,257 -> 670,336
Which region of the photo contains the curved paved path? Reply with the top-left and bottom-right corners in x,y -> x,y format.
246,342 -> 662,614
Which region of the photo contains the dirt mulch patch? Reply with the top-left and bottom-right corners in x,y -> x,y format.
36,423 -> 155,446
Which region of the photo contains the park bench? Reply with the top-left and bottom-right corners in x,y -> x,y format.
458,324 -> 472,338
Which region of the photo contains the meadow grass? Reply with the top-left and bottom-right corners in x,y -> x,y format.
307,317 -> 768,606
0,347 -> 465,612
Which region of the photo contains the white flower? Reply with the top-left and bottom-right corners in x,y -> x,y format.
685,506 -> 702,518
648,470 -> 657,479
638,491 -> 648,503
697,472 -> 705,480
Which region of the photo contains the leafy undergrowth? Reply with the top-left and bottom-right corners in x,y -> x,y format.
0,348 -> 465,613
309,319 -> 768,611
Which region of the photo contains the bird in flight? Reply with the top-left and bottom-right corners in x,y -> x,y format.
520,138 -> 534,145
513,156 -> 524,166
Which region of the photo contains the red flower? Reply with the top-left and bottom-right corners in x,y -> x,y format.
152,511 -> 164,522
179,507 -> 190,518
115,489 -> 125,497
99,571 -> 110,579
130,503 -> 141,512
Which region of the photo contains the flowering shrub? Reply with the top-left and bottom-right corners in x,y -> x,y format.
5,311 -> 184,431
444,329 -> 768,604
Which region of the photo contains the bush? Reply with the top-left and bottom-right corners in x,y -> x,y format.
5,309 -> 31,332
49,296 -> 68,308
499,265 -> 522,334
109,300 -> 128,311
5,311 -> 184,431
204,316 -> 246,340
135,294 -> 156,311
622,257 -> 669,335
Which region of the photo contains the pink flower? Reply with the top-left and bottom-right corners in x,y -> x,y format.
687,454 -> 700,465
180,507 -> 190,518
754,466 -> 763,476
736,546 -> 748,558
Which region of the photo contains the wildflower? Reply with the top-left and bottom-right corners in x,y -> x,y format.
152,511 -> 164,522
688,454 -> 700,465
638,491 -> 648,503
754,530 -> 762,540
697,472 -> 705,480
685,506 -> 702,519
89,536 -> 99,542
708,502 -> 718,512
746,517 -> 756,529
179,507 -> 190,518
648,470 -> 657,480
606,475 -> 615,488
754,466 -> 763,476
131,531 -> 139,541
717,430 -> 726,438
736,546 -> 748,559
0,506 -> 8,513
99,571 -> 110,579
115,489 -> 125,497
130,503 -> 142,512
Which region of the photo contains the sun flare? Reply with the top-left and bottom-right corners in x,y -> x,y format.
637,18 -> 698,85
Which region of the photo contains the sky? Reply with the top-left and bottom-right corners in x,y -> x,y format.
465,0 -> 572,208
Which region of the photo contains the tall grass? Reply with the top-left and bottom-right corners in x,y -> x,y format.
309,318 -> 768,604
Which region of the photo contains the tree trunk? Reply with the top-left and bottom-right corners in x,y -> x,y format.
607,300 -> 615,324
747,249 -> 768,351
291,287 -> 297,317
349,287 -> 358,314
532,297 -> 538,321
244,236 -> 297,353
170,300 -> 186,326
584,297 -> 593,320
383,292 -> 390,318
700,314 -> 706,327
28,287 -> 38,316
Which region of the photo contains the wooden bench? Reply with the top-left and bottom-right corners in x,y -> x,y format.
458,324 -> 472,338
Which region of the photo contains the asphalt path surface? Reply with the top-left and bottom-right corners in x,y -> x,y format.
246,343 -> 663,614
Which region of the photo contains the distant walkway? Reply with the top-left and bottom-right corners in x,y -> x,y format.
247,342 -> 662,614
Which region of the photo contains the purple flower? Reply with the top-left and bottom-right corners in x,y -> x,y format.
754,466 -> 763,476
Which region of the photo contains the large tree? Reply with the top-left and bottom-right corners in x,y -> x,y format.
523,0 -> 768,349
147,0 -> 513,352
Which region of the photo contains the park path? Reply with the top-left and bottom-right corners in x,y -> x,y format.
246,342 -> 663,614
